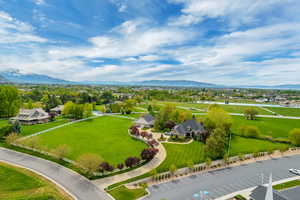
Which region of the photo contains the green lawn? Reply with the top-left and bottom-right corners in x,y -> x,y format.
0,119 -> 9,128
231,116 -> 300,138
21,119 -> 69,136
273,179 -> 300,190
229,135 -> 290,156
0,162 -> 71,200
157,101 -> 272,115
32,116 -> 147,165
156,141 -> 205,173
108,186 -> 147,200
265,107 -> 300,117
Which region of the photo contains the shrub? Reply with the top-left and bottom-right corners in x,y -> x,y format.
51,144 -> 70,160
0,124 -> 13,138
5,132 -> 20,145
239,125 -> 260,138
141,148 -> 158,161
289,129 -> 300,146
76,153 -> 103,175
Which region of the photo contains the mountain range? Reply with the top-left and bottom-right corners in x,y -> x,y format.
0,70 -> 300,90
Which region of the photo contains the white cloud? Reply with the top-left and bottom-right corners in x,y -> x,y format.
33,0 -> 45,5
0,11 -> 47,43
168,0 -> 289,27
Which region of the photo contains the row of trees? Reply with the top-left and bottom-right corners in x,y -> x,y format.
62,101 -> 93,119
76,147 -> 158,175
105,99 -> 136,114
154,104 -> 193,131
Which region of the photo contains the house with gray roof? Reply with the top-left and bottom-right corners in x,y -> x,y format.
11,108 -> 50,125
135,114 -> 155,128
50,105 -> 64,115
172,119 -> 205,138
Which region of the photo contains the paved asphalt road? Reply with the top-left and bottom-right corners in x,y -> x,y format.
144,155 -> 300,200
0,147 -> 112,200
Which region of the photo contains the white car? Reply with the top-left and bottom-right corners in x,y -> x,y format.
289,168 -> 300,175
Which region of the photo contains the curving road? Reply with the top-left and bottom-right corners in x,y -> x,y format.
0,147 -> 112,200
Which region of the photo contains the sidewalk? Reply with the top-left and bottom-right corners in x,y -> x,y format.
92,140 -> 166,190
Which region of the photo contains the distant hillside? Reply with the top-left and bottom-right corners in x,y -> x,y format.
0,70 -> 71,84
131,80 -> 221,88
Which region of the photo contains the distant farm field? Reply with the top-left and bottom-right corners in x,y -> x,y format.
0,162 -> 71,200
231,116 -> 300,138
156,101 -> 272,115
264,107 -> 300,117
32,116 -> 147,165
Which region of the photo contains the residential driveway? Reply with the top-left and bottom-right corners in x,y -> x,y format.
0,147 -> 112,200
144,155 -> 300,200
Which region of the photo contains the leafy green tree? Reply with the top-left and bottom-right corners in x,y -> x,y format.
0,86 -> 20,118
205,128 -> 227,159
204,107 -> 232,135
239,125 -> 260,138
289,129 -> 300,146
244,108 -> 259,120
169,164 -> 177,176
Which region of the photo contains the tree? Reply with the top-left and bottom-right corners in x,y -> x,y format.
51,144 -> 70,160
5,133 -> 20,145
223,154 -> 229,166
289,129 -> 300,146
62,101 -> 75,116
205,128 -> 227,159
83,103 -> 93,118
77,153 -> 103,175
244,108 -> 259,120
141,148 -> 158,161
100,91 -> 114,104
12,120 -> 21,134
169,164 -> 177,176
0,86 -> 20,118
205,107 -> 232,135
205,157 -> 212,168
186,160 -> 194,173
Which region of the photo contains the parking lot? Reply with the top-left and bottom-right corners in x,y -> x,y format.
144,155 -> 300,200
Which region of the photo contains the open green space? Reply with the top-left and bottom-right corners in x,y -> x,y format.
231,116 -> 300,138
157,141 -> 205,173
264,107 -> 300,117
229,135 -> 290,156
0,162 -> 71,200
21,119 -> 69,136
0,119 -> 9,128
108,186 -> 147,200
157,101 -> 272,115
273,179 -> 300,190
32,116 -> 147,165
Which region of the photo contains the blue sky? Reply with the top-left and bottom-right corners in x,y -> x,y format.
1,0 -> 300,85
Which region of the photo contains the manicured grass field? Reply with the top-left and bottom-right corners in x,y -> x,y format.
157,101 -> 272,115
0,162 -> 71,200
229,135 -> 290,156
108,186 -> 147,200
33,116 -> 147,165
156,141 -> 205,173
231,116 -> 300,138
0,119 -> 8,128
264,107 -> 300,117
21,119 -> 69,136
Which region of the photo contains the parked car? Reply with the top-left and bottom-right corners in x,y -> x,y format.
289,168 -> 300,175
